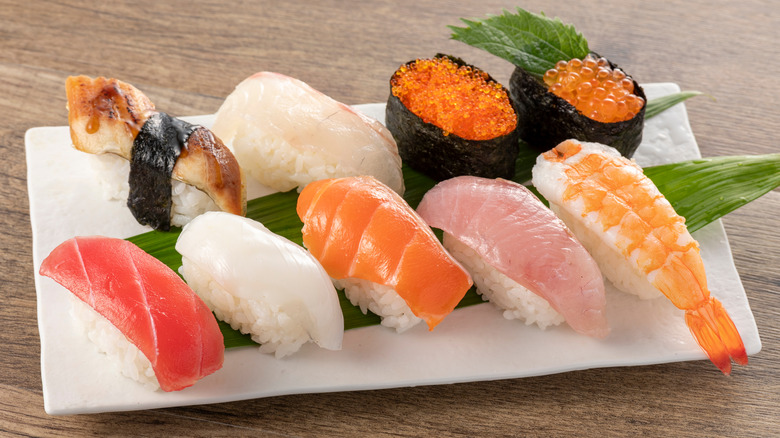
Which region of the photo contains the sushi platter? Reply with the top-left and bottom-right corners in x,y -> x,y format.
27,82 -> 761,415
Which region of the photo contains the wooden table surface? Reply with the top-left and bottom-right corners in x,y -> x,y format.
2,0 -> 778,435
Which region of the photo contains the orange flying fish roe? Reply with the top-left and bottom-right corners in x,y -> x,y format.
390,57 -> 517,141
543,54 -> 645,123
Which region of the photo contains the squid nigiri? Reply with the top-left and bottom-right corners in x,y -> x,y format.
175,211 -> 344,358
416,176 -> 608,338
39,236 -> 224,391
212,72 -> 404,194
532,139 -> 748,373
66,75 -> 246,230
296,176 -> 472,332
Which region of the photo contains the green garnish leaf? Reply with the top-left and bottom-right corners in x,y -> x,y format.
645,91 -> 705,119
511,140 -> 539,184
449,8 -> 589,78
644,154 -> 780,233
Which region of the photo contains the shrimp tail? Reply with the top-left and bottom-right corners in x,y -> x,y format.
684,297 -> 748,375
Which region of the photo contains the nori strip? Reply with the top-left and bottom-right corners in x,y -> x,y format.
127,112 -> 197,231
508,53 -> 646,157
386,55 -> 521,181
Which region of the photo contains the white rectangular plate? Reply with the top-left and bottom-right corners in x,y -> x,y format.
27,83 -> 761,415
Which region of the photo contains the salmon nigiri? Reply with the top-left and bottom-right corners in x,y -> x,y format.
39,236 -> 224,391
533,139 -> 748,374
296,176 -> 473,332
417,176 -> 609,338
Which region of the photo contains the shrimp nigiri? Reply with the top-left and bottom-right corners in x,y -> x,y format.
532,139 -> 748,374
296,176 -> 472,332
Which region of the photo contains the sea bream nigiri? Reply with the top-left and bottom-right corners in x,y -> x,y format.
296,176 -> 473,332
176,212 -> 344,358
533,139 -> 748,373
39,236 -> 224,392
416,176 -> 609,338
211,72 -> 404,194
66,75 -> 246,231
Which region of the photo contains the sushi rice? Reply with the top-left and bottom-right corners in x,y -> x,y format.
442,234 -> 565,329
334,277 -> 422,333
89,153 -> 220,227
179,258 -> 313,358
69,295 -> 160,390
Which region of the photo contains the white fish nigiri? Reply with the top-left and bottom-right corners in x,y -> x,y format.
416,176 -> 608,338
175,211 -> 344,358
212,72 -> 404,194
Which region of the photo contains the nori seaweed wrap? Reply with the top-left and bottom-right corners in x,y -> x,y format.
509,54 -> 646,157
386,54 -> 520,181
128,112 -> 197,231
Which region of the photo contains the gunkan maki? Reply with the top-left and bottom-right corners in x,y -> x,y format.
509,53 -> 647,157
386,55 -> 520,181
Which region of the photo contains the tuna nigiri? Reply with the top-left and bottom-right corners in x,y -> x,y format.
176,212 -> 344,358
296,176 -> 472,332
66,75 -> 246,230
39,236 -> 224,392
212,72 -> 404,194
533,139 -> 748,373
416,176 -> 608,338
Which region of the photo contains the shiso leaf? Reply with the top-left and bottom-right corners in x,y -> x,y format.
645,91 -> 705,119
449,8 -> 589,78
129,155 -> 780,348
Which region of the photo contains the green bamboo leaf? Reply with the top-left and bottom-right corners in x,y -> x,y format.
645,91 -> 705,119
449,8 -> 589,78
644,154 -> 780,233
511,140 -> 539,184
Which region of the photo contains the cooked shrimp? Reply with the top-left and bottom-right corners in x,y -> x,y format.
533,139 -> 748,374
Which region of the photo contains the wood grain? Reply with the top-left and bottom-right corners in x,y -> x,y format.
2,0 -> 778,435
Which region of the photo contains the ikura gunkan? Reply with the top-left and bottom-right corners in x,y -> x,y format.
385,55 -> 521,181
509,54 -> 647,157
543,54 -> 645,124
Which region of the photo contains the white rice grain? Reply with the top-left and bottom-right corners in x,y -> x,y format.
180,257 -> 310,358
69,295 -> 160,390
334,277 -> 422,333
442,233 -> 565,329
88,153 -> 219,227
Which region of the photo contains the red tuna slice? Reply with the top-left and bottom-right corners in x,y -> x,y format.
39,236 -> 224,391
416,176 -> 609,338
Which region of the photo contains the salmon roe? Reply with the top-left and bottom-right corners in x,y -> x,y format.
390,57 -> 517,141
543,54 -> 645,123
